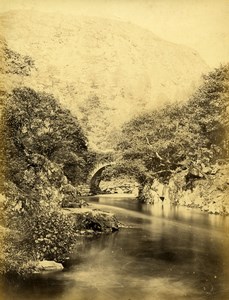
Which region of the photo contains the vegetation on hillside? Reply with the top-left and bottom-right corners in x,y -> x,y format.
0,39 -> 35,76
78,94 -> 117,149
0,87 -> 96,275
0,12 -> 209,151
0,45 -> 228,276
115,64 -> 229,201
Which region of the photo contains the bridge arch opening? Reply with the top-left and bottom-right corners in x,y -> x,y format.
88,163 -> 139,196
88,163 -> 115,195
90,166 -> 108,194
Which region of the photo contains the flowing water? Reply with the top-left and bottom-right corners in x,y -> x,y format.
2,195 -> 229,300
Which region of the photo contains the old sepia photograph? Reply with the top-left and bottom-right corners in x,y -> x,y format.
0,0 -> 229,299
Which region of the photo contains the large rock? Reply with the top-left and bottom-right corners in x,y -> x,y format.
63,207 -> 119,233
35,260 -> 64,272
167,163 -> 229,215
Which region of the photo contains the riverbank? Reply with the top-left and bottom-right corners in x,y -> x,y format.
2,196 -> 229,300
34,206 -> 120,272
0,203 -> 121,275
98,162 -> 229,216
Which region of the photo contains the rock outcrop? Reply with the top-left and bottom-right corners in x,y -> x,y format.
149,163 -> 229,215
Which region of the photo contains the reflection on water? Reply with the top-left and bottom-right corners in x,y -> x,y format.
2,196 -> 229,300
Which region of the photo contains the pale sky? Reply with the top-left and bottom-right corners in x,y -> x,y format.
0,0 -> 228,67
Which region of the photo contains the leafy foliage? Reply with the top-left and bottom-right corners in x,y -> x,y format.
1,85 -> 92,192
78,94 -> 118,149
0,87 -> 95,274
24,209 -> 77,262
116,64 -> 229,196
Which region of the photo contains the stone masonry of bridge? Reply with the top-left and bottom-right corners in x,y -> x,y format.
87,162 -> 116,195
76,151 -> 116,196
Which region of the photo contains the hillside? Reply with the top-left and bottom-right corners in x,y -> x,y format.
0,10 -> 209,149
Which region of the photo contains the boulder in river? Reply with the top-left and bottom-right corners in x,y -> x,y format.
63,207 -> 119,233
35,260 -> 64,273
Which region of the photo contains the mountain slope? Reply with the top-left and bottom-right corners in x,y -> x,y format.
0,10 -> 209,149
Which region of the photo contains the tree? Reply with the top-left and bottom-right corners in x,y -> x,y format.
2,87 -> 91,190
0,87 -> 95,273
187,64 -> 229,159
116,64 -> 229,201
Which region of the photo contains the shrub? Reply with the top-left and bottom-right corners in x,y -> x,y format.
1,229 -> 37,276
21,209 -> 78,263
0,87 -> 92,275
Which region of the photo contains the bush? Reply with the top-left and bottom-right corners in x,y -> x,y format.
21,209 -> 78,263
1,206 -> 78,276
1,229 -> 37,276
0,87 -> 92,275
1,202 -> 78,276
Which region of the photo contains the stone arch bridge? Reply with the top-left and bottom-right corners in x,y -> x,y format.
87,161 -> 116,195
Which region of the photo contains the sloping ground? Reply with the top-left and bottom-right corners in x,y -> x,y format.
0,38 -> 34,76
0,10 -> 209,149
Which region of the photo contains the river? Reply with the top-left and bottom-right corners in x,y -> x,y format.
2,195 -> 229,300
